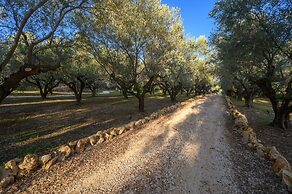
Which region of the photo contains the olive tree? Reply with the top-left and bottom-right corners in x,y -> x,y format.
214,37 -> 260,107
181,36 -> 214,97
156,12 -> 188,101
60,42 -> 103,104
79,0 -> 181,111
0,0 -> 87,103
26,71 -> 60,99
211,0 -> 292,129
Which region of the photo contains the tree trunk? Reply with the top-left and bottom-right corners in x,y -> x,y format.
169,89 -> 177,102
72,88 -> 83,105
76,93 -> 82,104
122,89 -> 128,99
150,85 -> 155,95
40,89 -> 49,100
91,88 -> 96,97
39,85 -> 50,100
257,78 -> 291,129
257,79 -> 282,127
39,87 -> 45,99
1,59 -> 60,103
48,80 -> 60,95
77,77 -> 85,104
226,89 -> 233,97
0,67 -> 39,103
168,86 -> 180,102
170,94 -> 176,102
162,88 -> 167,96
272,108 -> 291,129
284,112 -> 291,129
64,78 -> 85,105
43,91 -> 49,99
234,89 -> 243,100
133,75 -> 155,112
244,93 -> 253,108
138,95 -> 145,112
272,109 -> 282,128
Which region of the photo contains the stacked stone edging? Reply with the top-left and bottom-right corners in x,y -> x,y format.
225,96 -> 292,192
0,97 -> 197,189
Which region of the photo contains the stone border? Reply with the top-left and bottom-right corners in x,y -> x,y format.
225,96 -> 292,192
0,97 -> 197,189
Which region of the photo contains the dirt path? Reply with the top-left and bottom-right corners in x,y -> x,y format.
3,95 -> 286,194
63,95 -> 238,194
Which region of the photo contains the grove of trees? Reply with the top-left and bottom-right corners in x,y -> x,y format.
0,0 -> 88,102
0,0 -> 215,112
211,0 -> 291,129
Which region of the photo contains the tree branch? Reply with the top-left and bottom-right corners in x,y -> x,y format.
0,0 -> 48,71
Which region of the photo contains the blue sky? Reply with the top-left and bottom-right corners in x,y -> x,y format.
161,0 -> 216,40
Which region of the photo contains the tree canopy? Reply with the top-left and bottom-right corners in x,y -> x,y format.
0,0 -> 215,112
211,0 -> 292,129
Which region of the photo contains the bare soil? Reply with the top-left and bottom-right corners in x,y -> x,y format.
2,95 -> 287,194
0,95 -> 178,164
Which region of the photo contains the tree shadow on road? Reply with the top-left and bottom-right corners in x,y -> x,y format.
116,95 -> 234,193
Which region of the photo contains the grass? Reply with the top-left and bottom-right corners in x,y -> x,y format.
12,90 -> 40,94
231,97 -> 274,125
16,130 -> 39,138
2,97 -> 46,104
2,99 -> 76,107
0,92 -> 191,163
231,97 -> 292,165
253,98 -> 273,111
231,97 -> 272,111
0,117 -> 27,126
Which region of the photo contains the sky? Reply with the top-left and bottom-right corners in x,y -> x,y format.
161,0 -> 216,40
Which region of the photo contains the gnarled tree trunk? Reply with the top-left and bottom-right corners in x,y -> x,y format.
75,93 -> 82,104
257,77 -> 291,129
0,66 -> 39,103
64,77 -> 86,104
169,86 -> 181,102
26,75 -> 60,100
91,88 -> 96,97
39,86 -> 49,99
244,92 -> 254,108
131,76 -> 156,112
122,89 -> 128,99
138,94 -> 145,112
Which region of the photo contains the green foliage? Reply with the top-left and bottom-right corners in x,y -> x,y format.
211,0 -> 291,95
211,0 -> 292,128
0,0 -> 215,106
76,0 -> 214,103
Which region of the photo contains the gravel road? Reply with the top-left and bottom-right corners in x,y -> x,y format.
3,95 -> 287,194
